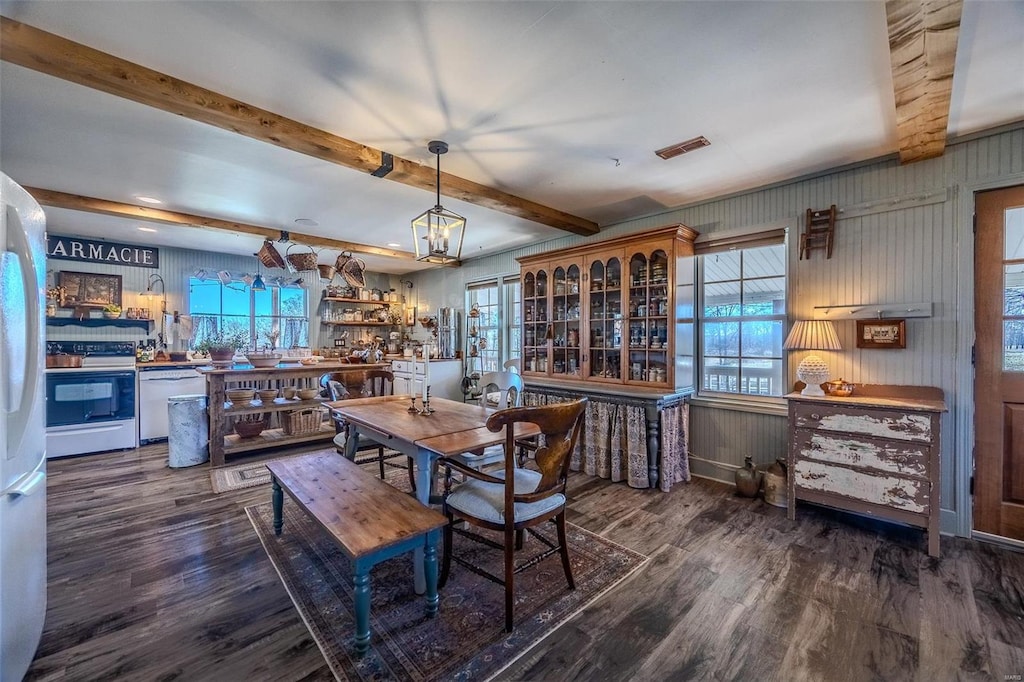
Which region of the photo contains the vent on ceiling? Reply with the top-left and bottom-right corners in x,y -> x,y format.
655,135 -> 711,160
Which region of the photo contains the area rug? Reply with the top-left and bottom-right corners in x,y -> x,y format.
210,448 -> 407,493
247,502 -> 648,681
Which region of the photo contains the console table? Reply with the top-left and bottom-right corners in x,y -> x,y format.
786,385 -> 946,557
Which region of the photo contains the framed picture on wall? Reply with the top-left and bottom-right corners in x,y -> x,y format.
856,319 -> 906,349
57,271 -> 122,309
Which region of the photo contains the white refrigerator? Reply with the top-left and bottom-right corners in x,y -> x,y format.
0,173 -> 47,681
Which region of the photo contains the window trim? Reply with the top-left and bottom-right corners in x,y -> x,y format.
465,274 -> 521,371
695,230 -> 789,401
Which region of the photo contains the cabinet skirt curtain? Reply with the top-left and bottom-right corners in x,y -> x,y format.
522,392 -> 650,489
659,402 -> 690,492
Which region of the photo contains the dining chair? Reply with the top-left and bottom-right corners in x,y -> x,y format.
327,369 -> 416,491
454,371 -> 524,470
438,397 -> 588,632
502,358 -> 521,374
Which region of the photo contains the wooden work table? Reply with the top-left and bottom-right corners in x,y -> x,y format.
200,362 -> 389,467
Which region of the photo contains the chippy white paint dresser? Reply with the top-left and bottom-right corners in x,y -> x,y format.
785,385 -> 946,557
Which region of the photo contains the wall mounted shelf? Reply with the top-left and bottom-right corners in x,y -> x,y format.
46,317 -> 153,331
812,302 -> 932,320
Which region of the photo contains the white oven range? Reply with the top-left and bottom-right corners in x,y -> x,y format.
45,341 -> 138,458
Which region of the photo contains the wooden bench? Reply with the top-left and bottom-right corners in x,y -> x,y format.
266,452 -> 446,654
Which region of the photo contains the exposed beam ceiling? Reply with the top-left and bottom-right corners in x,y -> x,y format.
25,187 -> 418,261
0,17 -> 599,238
886,0 -> 963,164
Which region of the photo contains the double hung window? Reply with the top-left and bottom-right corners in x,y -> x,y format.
696,231 -> 787,397
189,277 -> 308,350
466,276 -> 521,373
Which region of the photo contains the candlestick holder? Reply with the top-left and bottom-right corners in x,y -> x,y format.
418,386 -> 435,415
408,395 -> 419,413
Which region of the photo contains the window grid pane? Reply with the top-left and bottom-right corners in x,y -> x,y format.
188,277 -> 308,351
698,243 -> 786,397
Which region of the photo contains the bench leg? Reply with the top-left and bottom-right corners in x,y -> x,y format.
272,477 -> 283,536
352,563 -> 371,655
424,530 -> 439,617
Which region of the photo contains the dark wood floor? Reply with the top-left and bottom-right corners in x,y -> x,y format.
27,443 -> 1024,681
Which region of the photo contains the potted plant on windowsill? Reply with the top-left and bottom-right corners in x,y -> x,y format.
194,330 -> 249,363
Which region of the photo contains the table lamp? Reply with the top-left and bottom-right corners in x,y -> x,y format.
784,320 -> 841,396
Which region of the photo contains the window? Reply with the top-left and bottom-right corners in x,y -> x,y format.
466,276 -> 521,373
697,234 -> 787,397
189,277 -> 308,350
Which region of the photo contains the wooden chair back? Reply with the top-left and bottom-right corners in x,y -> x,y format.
362,369 -> 395,398
486,398 -> 587,496
478,370 -> 523,409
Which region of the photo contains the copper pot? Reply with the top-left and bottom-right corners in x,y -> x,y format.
46,354 -> 84,368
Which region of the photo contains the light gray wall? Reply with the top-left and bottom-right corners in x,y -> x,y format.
44,245 -> 393,350
408,122 -> 1024,537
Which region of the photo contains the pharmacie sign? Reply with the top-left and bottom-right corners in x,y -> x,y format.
47,235 -> 159,268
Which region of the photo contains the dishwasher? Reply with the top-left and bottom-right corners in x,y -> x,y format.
138,365 -> 208,443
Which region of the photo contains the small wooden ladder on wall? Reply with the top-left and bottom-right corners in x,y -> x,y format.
799,205 -> 837,260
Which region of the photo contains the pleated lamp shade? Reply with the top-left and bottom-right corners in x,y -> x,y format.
783,320 -> 841,351
784,320 -> 841,396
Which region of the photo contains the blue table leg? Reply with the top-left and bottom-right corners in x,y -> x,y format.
272,476 -> 283,536
424,530 -> 439,617
412,447 -> 436,594
352,561 -> 371,655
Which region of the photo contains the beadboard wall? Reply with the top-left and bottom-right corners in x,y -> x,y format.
410,122 -> 1024,536
43,246 -> 393,350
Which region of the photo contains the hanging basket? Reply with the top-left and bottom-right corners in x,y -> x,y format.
338,252 -> 366,288
286,244 -> 319,272
257,240 -> 287,269
316,264 -> 336,282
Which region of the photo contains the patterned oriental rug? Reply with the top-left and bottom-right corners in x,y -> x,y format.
244,457 -> 648,680
210,448 -> 408,493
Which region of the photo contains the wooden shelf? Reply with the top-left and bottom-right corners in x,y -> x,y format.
46,317 -> 153,330
321,321 -> 393,326
221,397 -> 325,416
223,423 -> 334,455
323,297 -> 392,305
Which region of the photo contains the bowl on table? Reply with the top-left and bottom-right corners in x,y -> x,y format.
226,388 -> 254,405
234,416 -> 267,438
296,387 -> 320,401
245,353 -> 282,368
257,388 -> 279,402
282,387 -> 297,400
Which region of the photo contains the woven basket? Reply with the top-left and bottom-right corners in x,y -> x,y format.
286,244 -> 318,272
339,254 -> 366,288
257,240 -> 287,269
282,408 -> 322,436
317,264 -> 336,282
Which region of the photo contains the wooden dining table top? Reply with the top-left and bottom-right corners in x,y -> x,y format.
326,396 -> 540,457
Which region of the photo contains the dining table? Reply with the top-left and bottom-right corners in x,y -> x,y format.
326,395 -> 541,593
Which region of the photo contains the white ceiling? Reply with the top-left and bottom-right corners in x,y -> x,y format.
1,1 -> 1022,275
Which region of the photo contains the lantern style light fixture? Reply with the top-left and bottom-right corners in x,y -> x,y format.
411,140 -> 465,265
783,319 -> 842,396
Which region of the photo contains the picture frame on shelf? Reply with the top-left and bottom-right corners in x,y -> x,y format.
57,271 -> 122,309
856,319 -> 906,349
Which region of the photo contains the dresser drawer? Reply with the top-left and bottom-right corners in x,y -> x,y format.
792,402 -> 933,443
792,429 -> 929,477
794,459 -> 930,513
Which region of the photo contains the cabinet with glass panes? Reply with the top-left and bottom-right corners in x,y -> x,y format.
518,224 -> 697,391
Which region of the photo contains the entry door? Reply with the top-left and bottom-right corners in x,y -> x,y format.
974,184 -> 1024,540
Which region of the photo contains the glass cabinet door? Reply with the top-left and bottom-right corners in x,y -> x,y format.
550,263 -> 582,378
522,268 -> 549,374
627,247 -> 670,385
587,256 -> 622,380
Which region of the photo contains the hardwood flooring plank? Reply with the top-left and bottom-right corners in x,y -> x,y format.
25,444 -> 1024,681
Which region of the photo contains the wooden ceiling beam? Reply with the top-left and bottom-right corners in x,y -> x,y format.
886,0 -> 963,164
1,17 -> 599,237
25,187 -> 416,260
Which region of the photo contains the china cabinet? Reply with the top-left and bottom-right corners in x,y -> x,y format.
518,224 -> 697,392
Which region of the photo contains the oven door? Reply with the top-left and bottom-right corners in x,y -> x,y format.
45,370 -> 136,427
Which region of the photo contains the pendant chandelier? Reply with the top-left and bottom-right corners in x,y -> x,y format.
411,140 -> 465,265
